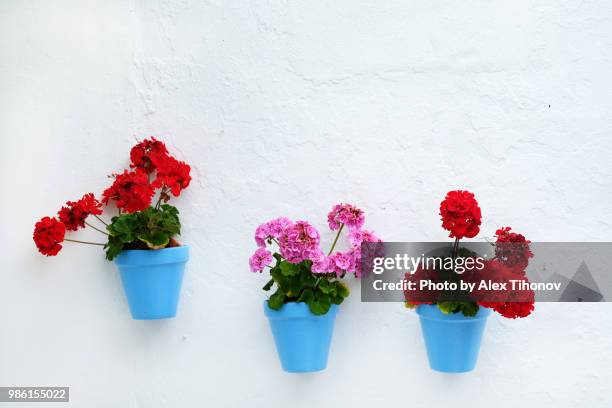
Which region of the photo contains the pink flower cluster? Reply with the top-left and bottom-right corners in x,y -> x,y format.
249,218 -> 321,272
327,203 -> 365,231
249,204 -> 381,278
279,221 -> 321,263
249,248 -> 273,273
312,229 -> 382,278
254,217 -> 292,247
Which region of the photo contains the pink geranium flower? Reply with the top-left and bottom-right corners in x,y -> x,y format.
327,203 -> 365,231
249,248 -> 273,272
255,217 -> 293,247
348,229 -> 381,247
279,221 -> 321,264
311,250 -> 331,274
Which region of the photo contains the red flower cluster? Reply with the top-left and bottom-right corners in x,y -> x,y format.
130,137 -> 169,173
440,190 -> 481,239
469,240 -> 535,319
152,155 -> 192,197
103,138 -> 191,212
495,226 -> 533,272
34,137 -> 191,257
34,193 -> 102,256
480,301 -> 535,319
484,228 -> 535,318
407,190 -> 535,319
33,217 -> 66,256
58,193 -> 103,231
102,169 -> 155,213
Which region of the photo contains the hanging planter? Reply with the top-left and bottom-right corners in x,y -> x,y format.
264,302 -> 338,372
250,204 -> 382,373
417,304 -> 490,373
116,246 -> 189,320
404,190 -> 536,373
33,138 -> 193,320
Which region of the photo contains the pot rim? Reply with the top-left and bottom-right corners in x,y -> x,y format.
264,301 -> 339,319
416,304 -> 491,322
114,245 -> 190,266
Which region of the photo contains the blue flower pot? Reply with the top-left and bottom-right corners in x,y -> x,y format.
264,302 -> 338,373
115,246 -> 189,320
417,304 -> 491,373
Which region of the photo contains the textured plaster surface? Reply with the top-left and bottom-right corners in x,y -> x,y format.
1,1 -> 612,407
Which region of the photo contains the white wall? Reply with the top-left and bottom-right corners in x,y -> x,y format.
1,1 -> 612,407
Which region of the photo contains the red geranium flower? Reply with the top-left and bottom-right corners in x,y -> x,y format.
494,226 -> 533,272
102,169 -> 155,213
130,137 -> 169,173
440,190 -> 482,239
33,217 -> 66,256
58,193 -> 103,231
495,226 -> 530,245
152,155 -> 191,197
479,301 -> 534,319
471,259 -> 535,318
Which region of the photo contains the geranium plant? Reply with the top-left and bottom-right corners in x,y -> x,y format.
33,138 -> 191,260
250,204 -> 381,315
405,190 -> 535,318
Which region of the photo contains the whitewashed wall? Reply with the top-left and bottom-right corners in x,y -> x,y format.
1,1 -> 612,407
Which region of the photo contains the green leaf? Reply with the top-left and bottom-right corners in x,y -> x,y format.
437,301 -> 460,315
270,267 -> 289,290
279,261 -> 300,277
138,232 -> 170,249
109,214 -> 138,236
287,278 -> 304,298
262,279 -> 274,291
160,204 -> 179,218
336,282 -> 350,298
332,295 -> 345,305
460,302 -> 479,317
104,236 -> 124,261
268,290 -> 285,310
318,279 -> 332,294
103,204 -> 183,261
299,269 -> 316,287
308,295 -> 332,315
297,288 -> 314,303
263,255 -> 352,314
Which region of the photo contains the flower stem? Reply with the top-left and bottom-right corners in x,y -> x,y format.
85,221 -> 109,235
94,214 -> 109,226
452,238 -> 460,259
155,187 -> 168,210
327,223 -> 344,256
65,238 -> 105,246
313,273 -> 336,290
